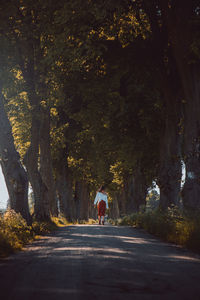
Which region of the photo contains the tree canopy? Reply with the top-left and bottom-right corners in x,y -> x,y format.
0,0 -> 199,221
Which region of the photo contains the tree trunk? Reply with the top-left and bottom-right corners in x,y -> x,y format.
126,168 -> 148,213
40,107 -> 58,217
143,2 -> 183,210
165,2 -> 200,210
20,51 -> 51,221
89,194 -> 96,219
156,42 -> 183,210
158,98 -> 182,210
0,88 -> 31,224
179,66 -> 200,210
118,185 -> 127,216
110,195 -> 120,219
75,181 -> 89,221
126,176 -> 134,213
23,107 -> 50,222
56,164 -> 75,222
133,170 -> 148,212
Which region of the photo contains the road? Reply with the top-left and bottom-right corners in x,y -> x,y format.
0,224 -> 200,300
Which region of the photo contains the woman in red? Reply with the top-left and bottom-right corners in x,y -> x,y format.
94,186 -> 109,225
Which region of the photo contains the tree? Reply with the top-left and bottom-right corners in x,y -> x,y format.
52,0 -> 181,212
0,0 -> 59,220
0,86 -> 31,224
160,1 -> 200,210
47,1 -> 163,215
1,0 -> 199,221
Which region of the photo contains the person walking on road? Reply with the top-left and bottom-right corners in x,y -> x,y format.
94,186 -> 109,225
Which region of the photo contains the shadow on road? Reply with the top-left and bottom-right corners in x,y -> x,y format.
0,225 -> 200,300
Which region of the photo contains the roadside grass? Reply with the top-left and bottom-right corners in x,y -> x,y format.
52,216 -> 96,226
0,210 -> 34,257
0,210 -> 98,258
78,218 -> 97,225
113,208 -> 200,253
0,210 -> 59,258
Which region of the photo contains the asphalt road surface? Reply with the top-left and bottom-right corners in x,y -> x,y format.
0,224 -> 200,300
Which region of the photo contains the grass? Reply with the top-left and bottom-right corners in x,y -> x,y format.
0,210 -> 98,258
52,216 -> 97,226
0,210 -> 33,257
113,207 -> 200,253
0,209 -> 59,258
78,218 -> 97,225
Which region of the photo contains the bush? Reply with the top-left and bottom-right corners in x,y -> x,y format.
0,210 -> 34,257
0,210 -> 98,258
32,220 -> 57,235
51,216 -> 70,226
78,218 -> 97,225
0,209 -> 58,258
0,231 -> 14,257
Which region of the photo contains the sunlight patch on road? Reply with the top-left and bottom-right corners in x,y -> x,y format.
70,233 -> 152,244
121,238 -> 151,244
54,247 -> 130,254
53,246 -> 133,260
167,255 -> 200,262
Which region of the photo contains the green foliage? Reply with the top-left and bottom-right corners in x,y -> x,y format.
41,0 -> 163,194
0,210 -> 59,257
1,0 -> 199,216
51,216 -> 72,226
78,218 -> 97,225
0,226 -> 14,257
0,210 -> 34,257
146,189 -> 160,210
52,215 -> 96,226
0,0 -> 163,198
32,219 -> 57,235
0,209 -> 97,258
115,208 -> 200,253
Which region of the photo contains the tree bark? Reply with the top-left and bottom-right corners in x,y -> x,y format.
40,107 -> 58,217
89,194 -> 97,219
126,168 -> 148,213
75,181 -> 89,221
116,187 -> 126,216
158,87 -> 182,209
135,2 -> 182,210
0,88 -> 31,224
158,119 -> 182,209
181,70 -> 200,210
110,194 -> 120,219
20,45 -> 51,221
56,163 -> 75,222
164,2 -> 200,210
23,110 -> 50,221
22,78 -> 50,221
54,146 -> 75,221
126,176 -> 134,213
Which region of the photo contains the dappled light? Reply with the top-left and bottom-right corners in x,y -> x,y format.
0,1 -> 200,299
1,225 -> 200,299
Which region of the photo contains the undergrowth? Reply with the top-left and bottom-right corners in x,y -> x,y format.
52,216 -> 96,226
0,210 -> 58,258
0,210 -> 97,258
78,218 -> 97,225
114,207 -> 200,253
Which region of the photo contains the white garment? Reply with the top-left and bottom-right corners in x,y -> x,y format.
94,192 -> 109,209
